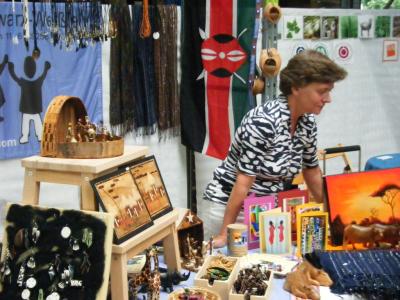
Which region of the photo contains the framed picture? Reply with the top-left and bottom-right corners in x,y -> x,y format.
297,212 -> 328,256
303,16 -> 321,39
244,194 -> 276,250
358,15 -> 374,38
91,169 -> 154,244
259,211 -> 291,255
278,189 -> 308,211
128,155 -> 173,219
278,189 -> 308,241
383,39 -> 398,62
325,168 -> 400,245
321,16 -> 339,39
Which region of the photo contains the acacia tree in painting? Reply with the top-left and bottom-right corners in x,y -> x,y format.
371,184 -> 400,223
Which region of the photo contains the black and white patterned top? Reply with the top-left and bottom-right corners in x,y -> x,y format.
203,96 -> 319,205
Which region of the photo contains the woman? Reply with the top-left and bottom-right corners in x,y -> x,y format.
203,50 -> 347,248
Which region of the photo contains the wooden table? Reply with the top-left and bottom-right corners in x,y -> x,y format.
21,145 -> 148,210
21,145 -> 181,300
111,209 -> 181,300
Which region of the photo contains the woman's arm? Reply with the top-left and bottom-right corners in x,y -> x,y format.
302,166 -> 324,203
213,172 -> 255,248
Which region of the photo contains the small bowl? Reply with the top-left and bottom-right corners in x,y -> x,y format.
168,287 -> 221,300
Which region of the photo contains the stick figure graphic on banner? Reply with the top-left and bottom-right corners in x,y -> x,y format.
8,56 -> 51,144
0,55 -> 8,122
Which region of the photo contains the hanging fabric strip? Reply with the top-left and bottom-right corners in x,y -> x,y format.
131,4 -> 157,135
154,4 -> 180,138
109,0 -> 136,135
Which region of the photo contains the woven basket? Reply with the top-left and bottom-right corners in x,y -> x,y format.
41,95 -> 124,159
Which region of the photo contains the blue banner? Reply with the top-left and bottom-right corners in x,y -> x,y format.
0,3 -> 102,159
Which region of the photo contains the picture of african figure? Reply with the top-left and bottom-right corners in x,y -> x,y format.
260,212 -> 291,254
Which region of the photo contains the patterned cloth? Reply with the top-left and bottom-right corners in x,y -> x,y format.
310,250 -> 400,299
203,96 -> 318,205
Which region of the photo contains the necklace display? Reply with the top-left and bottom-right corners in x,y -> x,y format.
10,1 -> 119,52
0,204 -> 107,300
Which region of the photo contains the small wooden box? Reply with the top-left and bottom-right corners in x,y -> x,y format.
194,255 -> 240,299
229,268 -> 274,300
41,95 -> 123,159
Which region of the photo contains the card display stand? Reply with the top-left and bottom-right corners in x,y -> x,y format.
20,145 -> 181,300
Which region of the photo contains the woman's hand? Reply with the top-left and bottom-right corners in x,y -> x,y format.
212,234 -> 227,248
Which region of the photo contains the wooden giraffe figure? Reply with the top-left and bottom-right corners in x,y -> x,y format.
129,247 -> 161,300
146,247 -> 161,300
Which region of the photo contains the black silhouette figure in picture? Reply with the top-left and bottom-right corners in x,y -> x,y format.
0,55 -> 8,122
8,56 -> 51,144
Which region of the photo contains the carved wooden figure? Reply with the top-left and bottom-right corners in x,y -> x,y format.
284,260 -> 332,300
371,223 -> 400,248
343,224 -> 383,250
129,247 -> 161,300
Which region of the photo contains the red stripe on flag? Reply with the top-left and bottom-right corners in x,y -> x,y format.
210,0 -> 233,35
206,76 -> 231,158
205,0 -> 233,158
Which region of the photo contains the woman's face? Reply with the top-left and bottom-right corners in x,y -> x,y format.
292,82 -> 334,115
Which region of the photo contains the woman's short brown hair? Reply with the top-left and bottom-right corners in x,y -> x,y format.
279,50 -> 347,96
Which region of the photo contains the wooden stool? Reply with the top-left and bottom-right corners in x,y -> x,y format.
111,209 -> 181,300
21,145 -> 148,210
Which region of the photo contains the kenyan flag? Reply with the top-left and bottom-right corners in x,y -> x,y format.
180,0 -> 258,159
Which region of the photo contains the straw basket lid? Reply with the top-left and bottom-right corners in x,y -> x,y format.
168,287 -> 221,300
41,95 -> 88,157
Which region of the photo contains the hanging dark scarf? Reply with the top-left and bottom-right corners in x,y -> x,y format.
153,4 -> 179,138
109,0 -> 136,135
131,4 -> 157,135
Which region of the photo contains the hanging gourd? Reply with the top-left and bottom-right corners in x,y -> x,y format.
259,48 -> 281,78
252,77 -> 265,95
263,3 -> 282,24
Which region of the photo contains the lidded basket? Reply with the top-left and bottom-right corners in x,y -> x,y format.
41,95 -> 123,158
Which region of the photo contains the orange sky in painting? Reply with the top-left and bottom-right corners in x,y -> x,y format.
326,168 -> 400,224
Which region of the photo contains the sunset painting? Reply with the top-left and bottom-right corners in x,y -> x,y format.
325,168 -> 400,245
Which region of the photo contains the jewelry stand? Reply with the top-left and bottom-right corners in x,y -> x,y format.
21,145 -> 182,300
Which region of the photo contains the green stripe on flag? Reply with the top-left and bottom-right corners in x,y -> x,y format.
232,0 -> 257,130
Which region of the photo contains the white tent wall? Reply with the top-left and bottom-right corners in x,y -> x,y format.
0,8 -> 399,239
278,8 -> 400,175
